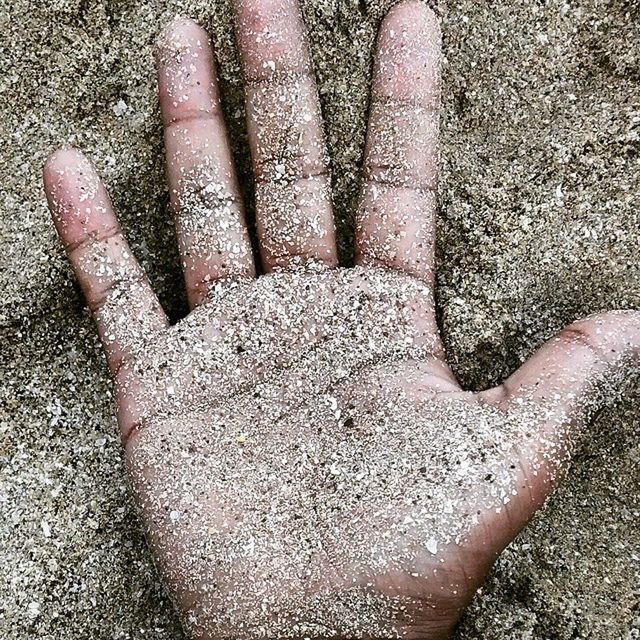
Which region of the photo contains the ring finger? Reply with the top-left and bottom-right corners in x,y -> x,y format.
157,18 -> 255,308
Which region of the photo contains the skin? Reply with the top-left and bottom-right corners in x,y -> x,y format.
42,1 -> 640,638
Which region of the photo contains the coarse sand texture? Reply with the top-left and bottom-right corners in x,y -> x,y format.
1,1 -> 639,639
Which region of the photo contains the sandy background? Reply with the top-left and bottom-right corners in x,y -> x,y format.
1,0 -> 639,638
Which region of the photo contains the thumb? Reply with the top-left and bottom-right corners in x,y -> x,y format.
483,310 -> 640,415
479,310 -> 640,533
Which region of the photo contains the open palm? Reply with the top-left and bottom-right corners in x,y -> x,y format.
43,1 -> 639,639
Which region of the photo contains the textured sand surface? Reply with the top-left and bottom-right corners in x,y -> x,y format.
1,0 -> 639,638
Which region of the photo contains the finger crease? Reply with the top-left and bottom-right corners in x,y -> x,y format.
255,165 -> 331,186
66,225 -> 122,255
363,171 -> 436,195
88,270 -> 148,315
245,68 -> 314,89
165,108 -> 222,128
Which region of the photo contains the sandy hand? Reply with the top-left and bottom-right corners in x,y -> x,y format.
43,1 -> 640,639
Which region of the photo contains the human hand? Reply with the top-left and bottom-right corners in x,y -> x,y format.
43,1 -> 640,638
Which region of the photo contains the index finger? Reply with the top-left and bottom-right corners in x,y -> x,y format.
356,1 -> 441,281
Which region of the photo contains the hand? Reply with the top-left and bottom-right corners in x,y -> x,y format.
43,1 -> 640,638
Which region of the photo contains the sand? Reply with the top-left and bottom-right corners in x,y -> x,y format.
1,0 -> 639,638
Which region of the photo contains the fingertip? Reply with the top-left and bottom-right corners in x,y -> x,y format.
234,0 -> 310,83
156,16 -> 220,127
378,0 -> 441,70
570,310 -> 640,356
43,148 -> 96,218
382,0 -> 440,37
156,16 -> 210,58
43,149 -> 114,246
374,1 -> 441,105
43,147 -> 87,184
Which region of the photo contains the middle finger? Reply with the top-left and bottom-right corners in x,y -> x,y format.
234,0 -> 338,271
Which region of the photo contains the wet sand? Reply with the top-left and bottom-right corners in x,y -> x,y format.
1,0 -> 639,638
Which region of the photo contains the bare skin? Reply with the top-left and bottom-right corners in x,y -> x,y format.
42,1 -> 640,638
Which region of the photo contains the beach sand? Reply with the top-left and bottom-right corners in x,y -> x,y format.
1,0 -> 639,638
